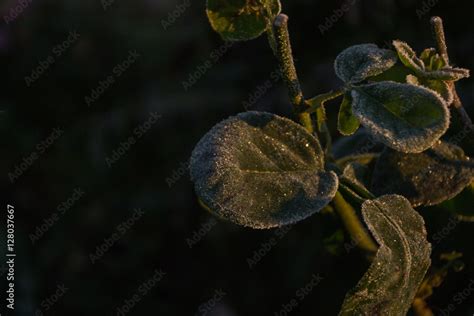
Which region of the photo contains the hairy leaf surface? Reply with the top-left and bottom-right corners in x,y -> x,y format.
392,40 -> 425,73
190,111 -> 338,229
339,195 -> 431,315
371,142 -> 474,206
334,44 -> 397,83
351,82 -> 450,153
206,0 -> 281,41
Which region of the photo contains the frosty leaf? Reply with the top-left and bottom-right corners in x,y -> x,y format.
406,74 -> 453,105
339,195 -> 431,316
392,40 -> 425,73
351,81 -> 450,153
371,142 -> 474,207
334,44 -> 397,83
190,111 -> 339,229
423,67 -> 470,81
338,93 -> 360,136
206,0 -> 281,41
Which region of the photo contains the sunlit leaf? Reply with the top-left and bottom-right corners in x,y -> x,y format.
339,195 -> 431,315
392,40 -> 425,73
190,111 -> 339,229
334,44 -> 397,83
351,81 -> 450,153
206,0 -> 281,41
371,142 -> 474,207
423,67 -> 470,81
338,93 -> 360,136
406,74 -> 453,105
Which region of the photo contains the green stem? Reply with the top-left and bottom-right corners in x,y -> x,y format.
271,14 -> 313,133
332,191 -> 378,254
304,89 -> 344,114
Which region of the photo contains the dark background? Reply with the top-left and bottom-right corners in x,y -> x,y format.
1,0 -> 474,315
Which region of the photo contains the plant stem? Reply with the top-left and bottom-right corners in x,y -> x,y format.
272,14 -> 313,133
430,16 -> 474,131
332,191 -> 378,254
430,16 -> 449,65
304,89 -> 344,113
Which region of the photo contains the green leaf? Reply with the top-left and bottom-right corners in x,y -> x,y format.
420,48 -> 446,71
334,44 -> 397,83
206,0 -> 281,41
190,111 -> 339,229
338,93 -> 361,136
368,64 -> 415,84
371,142 -> 474,207
406,74 -> 453,105
339,195 -> 431,316
392,40 -> 425,74
351,81 -> 450,153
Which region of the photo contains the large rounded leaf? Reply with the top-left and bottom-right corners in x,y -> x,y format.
334,44 -> 397,83
206,0 -> 281,41
351,82 -> 450,153
371,142 -> 474,207
190,111 -> 339,229
339,195 -> 431,315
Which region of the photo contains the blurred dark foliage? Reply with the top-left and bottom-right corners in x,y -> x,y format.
0,0 -> 473,315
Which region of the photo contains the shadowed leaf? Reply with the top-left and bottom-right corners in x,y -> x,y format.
351,82 -> 450,153
206,0 -> 281,41
339,195 -> 431,315
190,111 -> 339,229
371,142 -> 474,207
